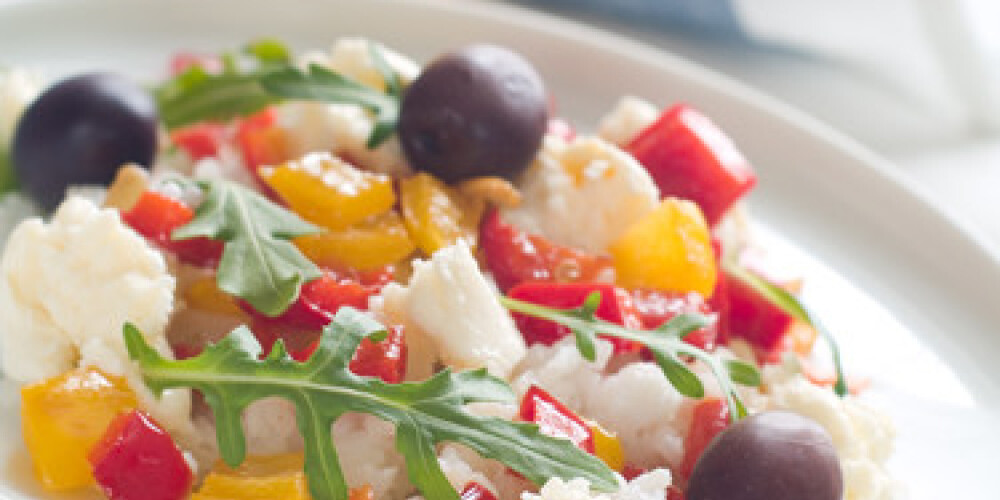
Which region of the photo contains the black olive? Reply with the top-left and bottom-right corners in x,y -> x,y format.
397,45 -> 548,183
12,73 -> 158,211
686,411 -> 843,500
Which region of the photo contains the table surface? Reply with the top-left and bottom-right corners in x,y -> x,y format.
515,4 -> 1000,256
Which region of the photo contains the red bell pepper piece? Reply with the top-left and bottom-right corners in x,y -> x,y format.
479,209 -> 612,293
520,385 -> 594,453
667,486 -> 686,500
168,52 -> 223,76
507,282 -> 644,354
631,289 -> 718,351
679,397 -> 729,480
170,122 -> 225,161
121,190 -> 224,267
294,325 -> 407,384
626,104 -> 756,226
237,108 -> 289,171
461,482 -> 499,500
88,410 -> 192,500
720,266 -> 797,361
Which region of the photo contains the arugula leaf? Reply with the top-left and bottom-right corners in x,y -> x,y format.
171,180 -> 321,317
258,64 -> 399,148
154,68 -> 279,130
124,309 -> 617,500
501,293 -> 760,422
724,262 -> 848,397
245,38 -> 292,66
0,150 -> 16,194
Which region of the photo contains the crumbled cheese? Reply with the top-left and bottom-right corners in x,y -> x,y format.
522,469 -> 672,500
597,96 -> 659,147
280,37 -> 418,176
765,370 -> 898,500
0,67 -> 43,148
0,197 -> 192,440
372,241 -> 525,379
503,136 -> 660,254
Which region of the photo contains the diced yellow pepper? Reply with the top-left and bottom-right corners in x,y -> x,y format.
295,211 -> 416,271
399,173 -> 484,256
193,454 -> 310,500
20,367 -> 138,491
588,422 -> 625,472
609,198 -> 717,297
261,153 -> 395,231
184,276 -> 244,316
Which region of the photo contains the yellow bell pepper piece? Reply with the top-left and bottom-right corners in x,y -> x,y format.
399,173 -> 484,256
193,454 -> 310,500
261,153 -> 395,231
184,276 -> 245,316
587,422 -> 625,472
20,367 -> 138,491
295,211 -> 416,271
609,198 -> 717,297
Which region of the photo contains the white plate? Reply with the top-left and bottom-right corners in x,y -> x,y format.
2,0 -> 998,498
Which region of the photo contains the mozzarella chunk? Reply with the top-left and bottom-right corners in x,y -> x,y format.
0,197 -> 192,439
597,96 -> 659,147
373,241 -> 525,378
765,370 -> 899,500
503,136 -> 660,254
522,469 -> 672,500
281,38 -> 417,176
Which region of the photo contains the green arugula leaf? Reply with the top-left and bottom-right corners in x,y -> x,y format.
171,180 -> 321,317
723,262 -> 848,397
154,68 -> 279,130
501,292 -> 759,422
0,150 -> 16,194
258,64 -> 399,148
245,38 -> 292,66
124,309 -> 617,500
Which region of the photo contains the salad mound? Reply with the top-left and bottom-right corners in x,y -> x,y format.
0,38 -> 897,500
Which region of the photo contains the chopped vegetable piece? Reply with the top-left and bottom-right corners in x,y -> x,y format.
679,397 -> 730,480
295,325 -> 408,384
170,122 -> 225,161
519,385 -> 595,453
609,198 -> 716,297
587,422 -> 625,472
295,211 -> 416,271
667,485 -> 686,500
399,172 -> 483,255
625,104 -> 756,226
479,209 -> 613,292
261,152 -> 395,231
20,368 -> 138,490
236,108 -> 290,172
632,289 -> 718,351
507,282 -> 644,354
184,275 -> 245,316
88,410 -> 193,500
193,454 -> 310,500
460,482 -> 498,500
169,52 -> 223,76
121,190 -> 224,267
722,266 -> 804,361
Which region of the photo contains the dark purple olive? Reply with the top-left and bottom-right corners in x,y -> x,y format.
397,45 -> 548,183
686,411 -> 843,500
12,73 -> 157,211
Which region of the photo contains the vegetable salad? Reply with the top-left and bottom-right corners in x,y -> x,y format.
0,38 -> 897,500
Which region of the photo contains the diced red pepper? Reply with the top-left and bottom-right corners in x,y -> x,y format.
293,325 -> 407,384
480,209 -> 613,293
626,104 -> 756,226
507,282 -> 644,354
88,410 -> 192,500
621,465 -> 646,481
632,289 -> 718,351
679,397 -> 729,480
519,385 -> 594,453
667,485 -> 686,500
168,52 -> 223,76
547,118 -> 576,142
170,122 -> 225,161
237,108 -> 289,171
460,482 -> 499,500
121,191 -> 224,267
720,266 -> 797,361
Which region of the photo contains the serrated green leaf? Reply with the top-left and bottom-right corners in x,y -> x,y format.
125,309 -> 617,500
171,180 -> 321,316
155,69 -> 279,129
725,359 -> 762,387
259,64 -> 399,148
724,261 -> 847,397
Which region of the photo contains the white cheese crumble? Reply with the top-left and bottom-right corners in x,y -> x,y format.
372,241 -> 526,379
522,469 -> 672,500
764,366 -> 899,500
0,197 -> 192,439
597,96 -> 660,147
503,135 -> 660,254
